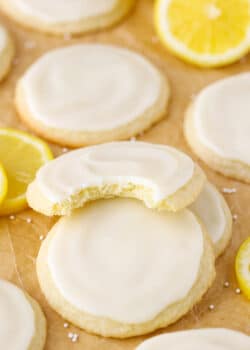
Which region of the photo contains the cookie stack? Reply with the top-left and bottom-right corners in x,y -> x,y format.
27,141 -> 232,338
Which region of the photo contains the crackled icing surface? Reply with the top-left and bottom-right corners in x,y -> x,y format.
3,0 -> 118,22
190,183 -> 226,244
0,279 -> 35,350
19,44 -> 164,131
35,141 -> 194,204
193,73 -> 250,165
47,198 -> 204,323
136,328 -> 250,349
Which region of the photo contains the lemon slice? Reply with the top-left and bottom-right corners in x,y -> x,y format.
235,237 -> 250,299
155,0 -> 250,67
0,163 -> 7,205
0,128 -> 53,215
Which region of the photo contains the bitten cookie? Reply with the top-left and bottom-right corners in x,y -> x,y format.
0,0 -> 134,35
15,44 -> 169,147
190,182 -> 232,257
27,141 -> 206,216
37,198 -> 215,338
0,25 -> 14,82
184,73 -> 250,183
0,279 -> 46,349
136,328 -> 250,349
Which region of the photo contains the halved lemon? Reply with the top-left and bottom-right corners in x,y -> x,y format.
154,0 -> 250,67
0,163 -> 7,205
235,237 -> 250,299
0,128 -> 53,215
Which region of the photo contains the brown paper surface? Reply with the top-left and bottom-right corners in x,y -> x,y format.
0,1 -> 249,349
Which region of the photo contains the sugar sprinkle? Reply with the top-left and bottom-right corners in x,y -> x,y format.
222,188 -> 237,194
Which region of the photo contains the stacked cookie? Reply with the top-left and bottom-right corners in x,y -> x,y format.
27,141 -> 232,338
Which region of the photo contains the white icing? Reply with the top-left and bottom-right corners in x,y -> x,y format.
36,141 -> 194,203
194,73 -> 250,165
190,183 -> 226,244
6,0 -> 117,23
20,44 -> 163,131
0,279 -> 35,350
136,328 -> 250,350
48,198 -> 204,323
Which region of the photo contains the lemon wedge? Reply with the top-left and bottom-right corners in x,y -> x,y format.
235,237 -> 250,299
154,0 -> 250,67
0,163 -> 7,205
0,128 -> 53,215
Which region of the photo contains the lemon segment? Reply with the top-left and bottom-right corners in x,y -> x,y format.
0,163 -> 7,205
0,128 -> 53,215
235,237 -> 250,299
155,0 -> 250,67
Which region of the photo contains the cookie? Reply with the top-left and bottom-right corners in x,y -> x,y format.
0,25 -> 14,82
37,198 -> 215,338
190,182 -> 232,257
27,141 -> 206,216
0,279 -> 46,349
135,328 -> 250,349
0,0 -> 134,35
15,44 -> 169,147
184,73 -> 250,183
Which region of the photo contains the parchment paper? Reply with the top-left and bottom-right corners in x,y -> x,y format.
0,1 -> 249,349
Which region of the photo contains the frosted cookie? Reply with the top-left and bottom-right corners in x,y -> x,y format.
27,141 -> 206,216
0,26 -> 14,82
37,198 -> 215,338
15,44 -> 169,146
0,279 -> 46,349
0,0 -> 134,35
135,328 -> 250,349
190,182 -> 232,257
184,73 -> 250,183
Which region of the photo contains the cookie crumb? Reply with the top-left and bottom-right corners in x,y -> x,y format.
222,188 -> 237,194
68,332 -> 74,339
71,334 -> 79,342
208,304 -> 215,311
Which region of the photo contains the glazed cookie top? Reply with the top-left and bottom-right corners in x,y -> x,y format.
47,198 -> 204,323
190,183 -> 227,245
136,328 -> 250,349
193,73 -> 250,165
2,0 -> 119,23
18,44 -> 166,131
35,141 -> 194,203
0,279 -> 35,349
